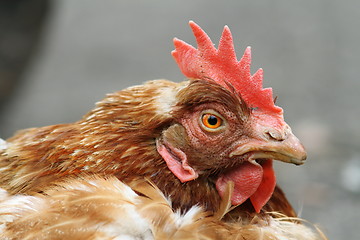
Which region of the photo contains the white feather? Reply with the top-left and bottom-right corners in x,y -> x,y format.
154,80 -> 189,116
0,138 -> 8,151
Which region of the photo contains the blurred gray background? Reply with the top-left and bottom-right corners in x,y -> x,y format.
0,0 -> 359,239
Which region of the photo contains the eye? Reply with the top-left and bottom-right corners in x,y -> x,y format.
200,111 -> 224,131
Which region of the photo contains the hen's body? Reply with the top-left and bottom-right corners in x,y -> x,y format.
0,80 -> 176,194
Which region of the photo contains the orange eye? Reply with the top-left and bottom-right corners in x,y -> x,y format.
201,113 -> 223,129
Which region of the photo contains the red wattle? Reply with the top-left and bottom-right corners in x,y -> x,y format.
250,160 -> 276,213
215,160 -> 276,213
215,161 -> 263,206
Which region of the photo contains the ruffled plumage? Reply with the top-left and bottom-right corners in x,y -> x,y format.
0,176 -> 326,240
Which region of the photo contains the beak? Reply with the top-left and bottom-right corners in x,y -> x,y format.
230,126 -> 307,165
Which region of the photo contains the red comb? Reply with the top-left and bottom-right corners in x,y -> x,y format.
172,21 -> 282,114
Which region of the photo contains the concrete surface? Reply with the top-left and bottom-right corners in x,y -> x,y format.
1,1 -> 360,239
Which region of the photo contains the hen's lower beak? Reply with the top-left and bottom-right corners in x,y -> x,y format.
230,129 -> 307,165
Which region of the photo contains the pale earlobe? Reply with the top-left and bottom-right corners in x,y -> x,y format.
156,140 -> 198,183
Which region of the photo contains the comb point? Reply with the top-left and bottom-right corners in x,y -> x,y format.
252,68 -> 264,86
218,25 -> 236,60
189,22 -> 215,52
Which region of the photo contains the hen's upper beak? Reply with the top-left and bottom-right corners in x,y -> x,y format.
230,125 -> 307,165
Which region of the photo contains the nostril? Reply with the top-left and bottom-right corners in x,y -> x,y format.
265,130 -> 285,141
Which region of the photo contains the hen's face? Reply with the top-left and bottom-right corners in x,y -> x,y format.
176,102 -> 250,170
156,79 -> 306,212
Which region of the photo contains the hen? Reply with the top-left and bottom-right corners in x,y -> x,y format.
0,21 -> 310,230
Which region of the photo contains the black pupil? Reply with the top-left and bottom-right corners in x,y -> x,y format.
207,115 -> 218,126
